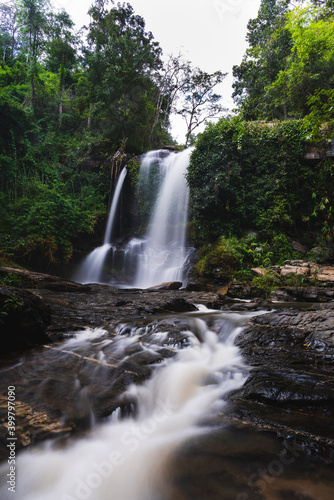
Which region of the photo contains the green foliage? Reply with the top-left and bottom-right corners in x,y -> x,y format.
242,238 -> 273,268
0,0 -> 181,270
264,6 -> 334,120
233,1 -> 334,127
2,180 -> 106,266
85,1 -> 165,153
187,117 -> 310,242
252,272 -> 278,299
310,157 -> 334,241
307,246 -> 334,264
270,233 -> 296,265
0,292 -> 24,325
194,236 -> 244,283
0,273 -> 23,287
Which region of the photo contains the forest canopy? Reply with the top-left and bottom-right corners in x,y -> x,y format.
0,0 -> 224,269
0,0 -> 333,272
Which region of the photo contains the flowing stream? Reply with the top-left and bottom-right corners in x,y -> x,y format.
0,308 -> 257,500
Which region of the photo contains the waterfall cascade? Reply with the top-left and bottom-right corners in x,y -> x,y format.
75,148 -> 194,288
132,147 -> 194,288
74,167 -> 127,284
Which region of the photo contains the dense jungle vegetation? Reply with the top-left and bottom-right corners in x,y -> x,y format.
186,0 -> 334,282
0,0 -> 334,280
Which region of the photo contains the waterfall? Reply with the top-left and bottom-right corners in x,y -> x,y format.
132,148 -> 193,288
103,167 -> 128,245
75,167 -> 127,284
74,148 -> 194,288
0,309 -> 252,500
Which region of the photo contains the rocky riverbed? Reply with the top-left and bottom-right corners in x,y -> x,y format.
0,266 -> 334,499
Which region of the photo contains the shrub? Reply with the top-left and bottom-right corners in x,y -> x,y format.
187,117 -> 313,242
194,236 -> 244,283
252,272 -> 278,298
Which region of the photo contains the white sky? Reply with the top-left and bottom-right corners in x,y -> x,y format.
52,0 -> 261,142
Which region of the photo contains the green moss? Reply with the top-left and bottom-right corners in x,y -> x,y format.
194,236 -> 244,283
252,272 -> 278,299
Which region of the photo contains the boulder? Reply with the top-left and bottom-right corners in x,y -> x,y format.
251,267 -> 266,277
0,266 -> 91,292
316,265 -> 334,284
217,285 -> 229,298
186,282 -> 217,292
0,286 -> 51,353
280,265 -> 309,277
291,241 -> 309,254
146,281 -> 182,291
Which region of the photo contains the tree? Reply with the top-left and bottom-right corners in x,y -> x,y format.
149,53 -> 191,142
85,1 -> 164,151
0,1 -> 19,62
45,9 -> 78,126
17,0 -> 49,109
246,0 -> 290,48
177,68 -> 226,146
232,0 -> 292,119
264,5 -> 334,120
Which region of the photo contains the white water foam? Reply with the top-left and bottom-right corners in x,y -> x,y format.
133,148 -> 193,288
75,167 -> 127,284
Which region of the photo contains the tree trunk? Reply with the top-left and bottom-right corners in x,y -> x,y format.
87,102 -> 94,129
59,92 -> 63,128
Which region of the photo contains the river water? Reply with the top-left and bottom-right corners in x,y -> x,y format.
0,308 -> 258,500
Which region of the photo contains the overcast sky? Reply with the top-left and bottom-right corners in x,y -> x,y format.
52,0 -> 261,141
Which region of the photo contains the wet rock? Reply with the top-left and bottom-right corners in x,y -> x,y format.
229,302 -> 260,311
228,280 -> 252,299
316,265 -> 334,285
280,265 -> 310,277
146,281 -> 182,291
252,267 -> 267,277
159,297 -> 198,313
292,241 -> 309,254
0,266 -> 91,292
231,304 -> 334,453
0,395 -> 69,458
217,285 -> 229,298
271,286 -> 334,302
185,282 -> 217,292
0,286 -> 51,353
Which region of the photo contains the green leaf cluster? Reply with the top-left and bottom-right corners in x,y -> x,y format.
0,0 -> 177,270
233,0 -> 334,137
187,117 -> 312,241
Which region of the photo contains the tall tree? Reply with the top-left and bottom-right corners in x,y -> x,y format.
85,1 -> 163,151
45,9 -> 78,126
0,1 -> 19,62
149,53 -> 192,141
177,68 -> 226,146
232,0 -> 292,119
264,5 -> 334,120
17,0 -> 49,109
